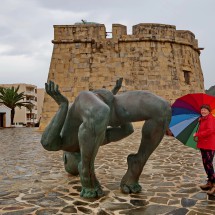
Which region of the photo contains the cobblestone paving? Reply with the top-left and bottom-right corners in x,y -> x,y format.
0,127 -> 215,215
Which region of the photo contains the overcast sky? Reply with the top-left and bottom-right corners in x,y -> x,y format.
0,0 -> 214,89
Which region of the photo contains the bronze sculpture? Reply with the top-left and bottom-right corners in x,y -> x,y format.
41,79 -> 171,198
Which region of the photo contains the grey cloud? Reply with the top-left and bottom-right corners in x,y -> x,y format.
35,0 -> 133,12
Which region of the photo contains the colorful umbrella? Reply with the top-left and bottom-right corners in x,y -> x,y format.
169,93 -> 215,149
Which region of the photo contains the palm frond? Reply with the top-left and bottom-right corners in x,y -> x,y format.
0,86 -> 27,109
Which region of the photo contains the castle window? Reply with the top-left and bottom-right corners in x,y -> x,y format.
183,70 -> 191,85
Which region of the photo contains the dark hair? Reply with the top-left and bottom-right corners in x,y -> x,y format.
200,104 -> 211,112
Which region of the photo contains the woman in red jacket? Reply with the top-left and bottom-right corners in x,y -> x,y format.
194,104 -> 215,195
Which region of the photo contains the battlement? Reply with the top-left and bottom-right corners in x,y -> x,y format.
52,22 -> 199,49
131,23 -> 198,49
53,23 -> 106,41
132,23 -> 176,36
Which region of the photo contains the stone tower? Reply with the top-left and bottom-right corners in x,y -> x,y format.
39,23 -> 204,130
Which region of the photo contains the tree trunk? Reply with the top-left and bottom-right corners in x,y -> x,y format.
11,108 -> 15,125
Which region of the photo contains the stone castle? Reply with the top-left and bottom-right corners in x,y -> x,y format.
39,23 -> 204,130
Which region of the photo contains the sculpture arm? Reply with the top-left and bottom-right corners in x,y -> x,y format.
41,81 -> 69,151
102,123 -> 134,145
111,78 -> 123,95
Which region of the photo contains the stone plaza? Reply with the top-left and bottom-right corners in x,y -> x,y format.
0,127 -> 215,215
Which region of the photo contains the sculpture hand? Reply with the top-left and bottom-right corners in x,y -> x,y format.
112,77 -> 123,95
45,81 -> 68,105
116,77 -> 123,89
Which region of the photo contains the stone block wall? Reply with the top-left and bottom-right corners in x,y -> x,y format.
39,23 -> 204,130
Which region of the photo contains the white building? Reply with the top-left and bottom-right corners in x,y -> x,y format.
0,84 -> 44,126
0,104 -> 11,127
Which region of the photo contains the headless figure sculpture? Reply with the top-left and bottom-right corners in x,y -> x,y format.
41,78 -> 171,198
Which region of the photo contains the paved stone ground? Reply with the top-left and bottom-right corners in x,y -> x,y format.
0,127 -> 215,215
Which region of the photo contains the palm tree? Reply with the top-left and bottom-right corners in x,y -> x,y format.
0,86 -> 33,125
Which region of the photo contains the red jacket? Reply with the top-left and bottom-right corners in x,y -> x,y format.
196,113 -> 215,150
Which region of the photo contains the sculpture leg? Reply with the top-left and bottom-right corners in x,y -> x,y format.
63,151 -> 81,175
78,105 -> 110,198
120,115 -> 170,194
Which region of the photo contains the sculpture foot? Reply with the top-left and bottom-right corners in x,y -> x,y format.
120,183 -> 142,194
80,186 -> 104,198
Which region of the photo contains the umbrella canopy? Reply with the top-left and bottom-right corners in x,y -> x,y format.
169,93 -> 215,149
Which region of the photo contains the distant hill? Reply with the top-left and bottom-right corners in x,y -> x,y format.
206,86 -> 215,96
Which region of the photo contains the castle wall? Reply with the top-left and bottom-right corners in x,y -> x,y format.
39,23 -> 204,130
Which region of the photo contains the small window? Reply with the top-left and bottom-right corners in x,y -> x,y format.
183,70 -> 190,85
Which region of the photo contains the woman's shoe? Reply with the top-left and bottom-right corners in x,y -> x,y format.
199,181 -> 212,190
207,184 -> 215,195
